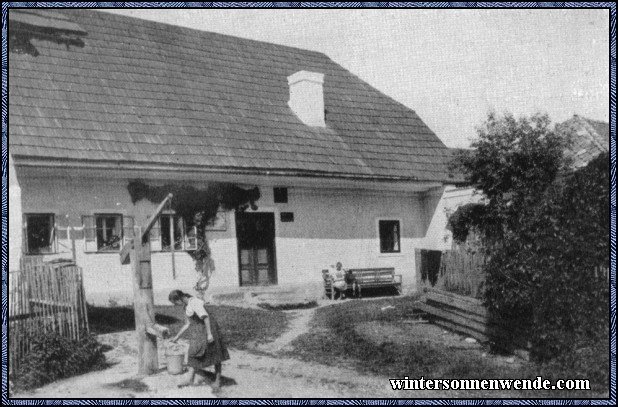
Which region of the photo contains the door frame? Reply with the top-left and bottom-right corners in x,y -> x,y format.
235,211 -> 278,287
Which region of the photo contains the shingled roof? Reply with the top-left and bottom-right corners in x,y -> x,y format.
555,115 -> 609,169
8,9 -> 453,183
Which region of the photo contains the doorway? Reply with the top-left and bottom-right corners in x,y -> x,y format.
236,212 -> 277,286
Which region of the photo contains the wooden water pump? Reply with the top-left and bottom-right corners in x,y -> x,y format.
119,193 -> 173,375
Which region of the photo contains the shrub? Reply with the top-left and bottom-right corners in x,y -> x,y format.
527,341 -> 609,391
446,202 -> 490,244
485,152 -> 609,359
11,331 -> 106,391
451,112 -> 608,363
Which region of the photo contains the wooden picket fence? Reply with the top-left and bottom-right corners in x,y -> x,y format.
8,258 -> 89,374
439,248 -> 487,299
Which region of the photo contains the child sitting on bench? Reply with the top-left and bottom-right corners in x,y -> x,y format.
329,262 -> 347,300
345,268 -> 361,298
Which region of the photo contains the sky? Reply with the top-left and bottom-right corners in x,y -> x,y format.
103,8 -> 610,148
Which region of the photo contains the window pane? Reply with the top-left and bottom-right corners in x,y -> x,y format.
379,220 -> 401,253
161,215 -> 171,250
26,214 -> 54,254
173,217 -> 183,250
161,215 -> 184,250
257,248 -> 268,264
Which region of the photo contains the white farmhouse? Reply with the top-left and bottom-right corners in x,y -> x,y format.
8,9 -> 459,305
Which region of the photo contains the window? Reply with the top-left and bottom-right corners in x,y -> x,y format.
96,215 -> 123,251
379,220 -> 401,253
24,213 -> 55,254
273,187 -> 288,203
280,212 -> 294,222
82,214 -> 133,252
149,213 -> 197,251
161,215 -> 184,251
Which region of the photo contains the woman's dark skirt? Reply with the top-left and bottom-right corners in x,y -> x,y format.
186,309 -> 230,369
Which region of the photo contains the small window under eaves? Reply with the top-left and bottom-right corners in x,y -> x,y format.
274,187 -> 288,204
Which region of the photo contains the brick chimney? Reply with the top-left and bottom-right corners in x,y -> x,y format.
287,70 -> 325,127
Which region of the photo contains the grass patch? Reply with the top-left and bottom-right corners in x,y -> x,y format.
288,295 -> 608,396
154,304 -> 290,349
90,304 -> 289,350
291,297 -> 494,378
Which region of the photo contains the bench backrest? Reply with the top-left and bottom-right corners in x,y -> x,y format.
348,268 -> 395,283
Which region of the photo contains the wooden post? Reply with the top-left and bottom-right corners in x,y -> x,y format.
170,215 -> 176,279
69,227 -> 77,263
120,193 -> 173,376
131,225 -> 158,376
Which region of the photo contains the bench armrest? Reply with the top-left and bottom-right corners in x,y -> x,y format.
394,274 -> 402,284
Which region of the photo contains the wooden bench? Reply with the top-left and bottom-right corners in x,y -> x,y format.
323,267 -> 402,299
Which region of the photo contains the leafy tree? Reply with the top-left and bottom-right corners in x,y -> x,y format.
451,112 -> 608,361
451,112 -> 569,243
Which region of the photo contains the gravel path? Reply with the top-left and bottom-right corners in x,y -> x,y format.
257,308 -> 316,354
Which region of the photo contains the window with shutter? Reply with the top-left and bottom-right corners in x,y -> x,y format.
161,214 -> 187,251
147,213 -> 198,251
95,214 -> 123,251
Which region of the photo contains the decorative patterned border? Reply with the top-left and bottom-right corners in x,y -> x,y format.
1,2 -> 615,405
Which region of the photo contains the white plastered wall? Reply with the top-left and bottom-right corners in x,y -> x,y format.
420,185 -> 480,251
12,175 -> 436,305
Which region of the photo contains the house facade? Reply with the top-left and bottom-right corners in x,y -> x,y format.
8,9 -> 456,305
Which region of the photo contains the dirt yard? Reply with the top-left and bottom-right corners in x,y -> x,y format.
15,306 -> 432,399
10,297 -> 608,399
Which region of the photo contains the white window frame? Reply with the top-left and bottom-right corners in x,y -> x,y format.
376,217 -> 403,256
82,213 -> 134,253
151,211 -> 198,252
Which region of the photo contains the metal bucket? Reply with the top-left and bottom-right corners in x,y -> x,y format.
165,345 -> 185,375
166,353 -> 184,375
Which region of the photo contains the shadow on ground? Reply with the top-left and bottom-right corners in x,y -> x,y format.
89,306 -> 181,334
106,378 -> 149,393
196,370 -> 237,387
333,286 -> 400,299
88,304 -> 290,349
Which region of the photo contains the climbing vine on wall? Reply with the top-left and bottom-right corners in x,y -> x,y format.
127,180 -> 260,280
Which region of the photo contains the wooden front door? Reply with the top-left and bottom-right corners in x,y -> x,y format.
236,212 -> 277,286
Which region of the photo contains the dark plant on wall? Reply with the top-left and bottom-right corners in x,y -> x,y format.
127,180 -> 260,288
